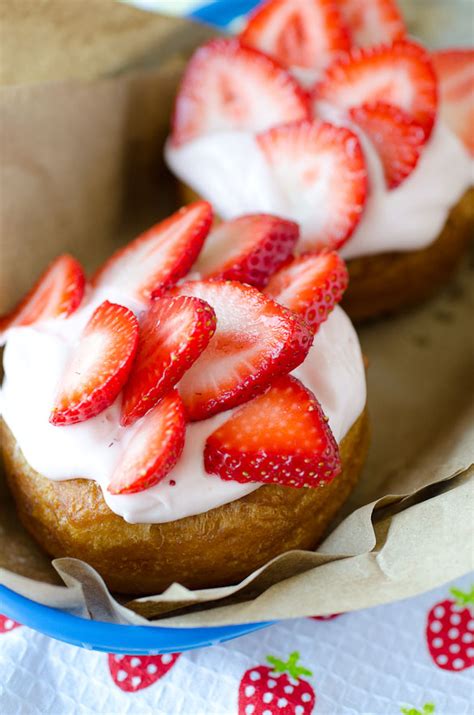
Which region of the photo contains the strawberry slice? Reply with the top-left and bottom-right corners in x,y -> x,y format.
108,391 -> 185,495
264,251 -> 348,332
257,119 -> 367,252
314,40 -> 438,139
171,38 -> 310,147
171,280 -> 313,421
432,49 -> 474,155
0,254 -> 85,342
338,0 -> 406,47
121,296 -> 217,427
204,374 -> 341,488
50,301 -> 138,426
239,0 -> 350,72
92,202 -> 213,303
196,214 -> 299,288
349,102 -> 426,188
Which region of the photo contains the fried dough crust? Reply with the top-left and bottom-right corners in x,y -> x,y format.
2,409 -> 369,595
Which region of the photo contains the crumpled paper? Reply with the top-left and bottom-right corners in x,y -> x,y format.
0,0 -> 473,627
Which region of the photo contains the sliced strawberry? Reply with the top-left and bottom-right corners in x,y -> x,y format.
204,374 -> 341,488
196,214 -> 299,287
0,254 -> 85,342
264,251 -> 348,332
338,0 -> 406,47
171,38 -> 310,147
50,301 -> 138,426
432,49 -> 474,155
239,0 -> 350,72
314,40 -> 438,139
92,202 -> 213,303
121,296 -> 217,427
349,101 -> 426,188
171,280 -> 313,421
108,391 -> 185,495
257,119 -> 367,252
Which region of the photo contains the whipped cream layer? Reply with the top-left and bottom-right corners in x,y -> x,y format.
165,119 -> 472,259
0,286 -> 366,524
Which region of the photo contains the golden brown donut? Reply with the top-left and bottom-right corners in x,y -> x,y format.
2,409 -> 369,595
179,183 -> 474,323
344,188 -> 474,321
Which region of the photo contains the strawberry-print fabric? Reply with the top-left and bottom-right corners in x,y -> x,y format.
1,573 -> 473,714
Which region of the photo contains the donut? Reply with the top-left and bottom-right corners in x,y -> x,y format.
1,409 -> 369,595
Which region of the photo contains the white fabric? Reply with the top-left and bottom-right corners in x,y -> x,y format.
1,573 -> 472,714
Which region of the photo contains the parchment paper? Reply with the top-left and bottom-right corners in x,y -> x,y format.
0,0 -> 473,626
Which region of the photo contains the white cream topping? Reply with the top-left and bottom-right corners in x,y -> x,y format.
341,120 -> 473,259
0,284 -> 366,524
165,119 -> 472,259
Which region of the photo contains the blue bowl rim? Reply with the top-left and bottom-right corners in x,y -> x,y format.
189,0 -> 259,26
0,585 -> 273,654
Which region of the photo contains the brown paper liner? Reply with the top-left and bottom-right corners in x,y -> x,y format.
0,0 -> 473,626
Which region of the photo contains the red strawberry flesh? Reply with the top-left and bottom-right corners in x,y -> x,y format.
172,280 -> 313,421
92,202 -> 213,303
240,0 -> 350,71
257,118 -> 367,252
314,40 -> 438,139
121,296 -> 217,426
50,301 -> 138,426
205,374 -> 340,487
171,38 -> 310,147
338,0 -> 406,47
108,390 -> 186,495
349,102 -> 426,189
0,254 -> 85,342
196,214 -> 299,287
432,49 -> 474,155
265,251 -> 348,332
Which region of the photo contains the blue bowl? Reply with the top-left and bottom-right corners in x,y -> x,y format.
189,0 -> 259,27
0,585 -> 273,654
0,0 -> 272,657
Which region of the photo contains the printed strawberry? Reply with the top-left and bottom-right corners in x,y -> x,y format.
257,119 -> 367,252
50,301 -> 138,426
196,214 -> 299,288
314,40 -> 438,139
205,374 -> 340,488
0,615 -> 21,633
432,49 -> 474,155
239,0 -> 350,72
121,296 -> 217,426
172,280 -> 313,421
349,102 -> 426,188
400,703 -> 435,715
338,0 -> 406,48
238,651 -> 315,715
425,585 -> 474,671
108,390 -> 185,495
171,38 -> 310,147
92,202 -> 213,302
108,652 -> 180,692
264,251 -> 348,332
0,254 -> 85,343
